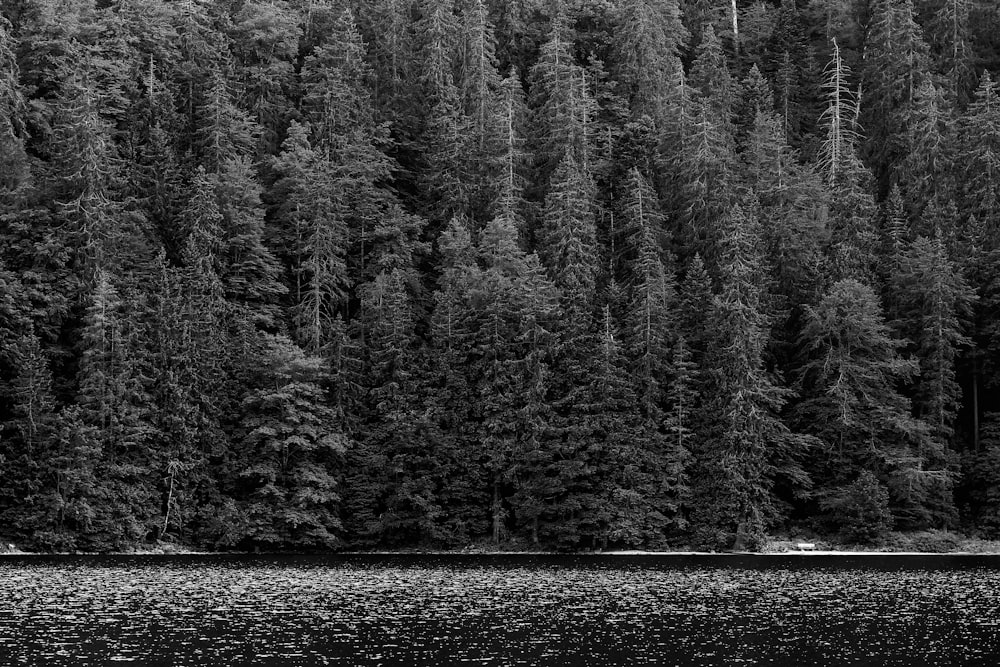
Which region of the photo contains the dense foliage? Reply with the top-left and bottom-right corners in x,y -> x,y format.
2,0 -> 1000,552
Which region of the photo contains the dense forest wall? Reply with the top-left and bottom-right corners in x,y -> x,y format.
2,0 -> 1000,552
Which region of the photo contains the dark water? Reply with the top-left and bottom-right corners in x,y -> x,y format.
2,553 -> 1000,666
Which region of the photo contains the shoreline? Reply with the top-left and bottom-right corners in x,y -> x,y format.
4,549 -> 1000,557
5,530 -> 1000,557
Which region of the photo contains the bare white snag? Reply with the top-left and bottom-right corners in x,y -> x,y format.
818,39 -> 861,185
731,0 -> 739,54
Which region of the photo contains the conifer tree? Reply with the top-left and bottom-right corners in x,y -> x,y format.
892,231 -> 976,439
458,0 -> 504,224
359,0 -> 414,129
925,0 -> 974,105
678,253 -> 714,368
897,80 -> 955,216
47,51 -> 131,277
678,98 -> 735,269
540,149 -> 599,317
621,167 -> 674,421
529,9 -> 597,189
734,65 -> 774,152
76,271 -> 159,548
210,157 -> 286,327
761,0 -> 813,147
957,73 -> 1000,241
795,279 -> 954,530
693,204 -> 803,550
229,0 -> 299,154
817,39 -> 862,187
423,218 -> 489,543
235,335 -> 348,548
613,0 -> 688,123
193,68 -> 261,172
0,17 -> 28,200
688,23 -> 735,125
271,122 -> 349,354
493,68 -> 529,230
862,0 -> 931,192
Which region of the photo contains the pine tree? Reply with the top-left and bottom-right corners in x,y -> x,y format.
210,156 -> 286,327
47,49 -> 132,277
193,68 -> 261,172
297,9 -> 416,294
0,17 -> 29,200
423,218 -> 489,543
235,335 -> 348,548
897,80 -> 955,217
529,8 -> 597,189
493,68 -> 529,230
678,97 -> 735,269
892,231 -> 976,440
621,167 -> 674,421
172,0 -> 229,139
957,73 -> 1000,243
862,0 -> 931,192
458,0 -> 504,224
678,253 -> 714,368
358,0 -> 414,129
688,23 -> 735,125
540,149 -> 599,319
467,215 -> 557,544
270,122 -> 349,354
76,271 -> 159,549
693,204 -> 803,550
415,0 -> 468,225
734,65 -> 774,152
760,0 -> 813,147
228,0 -> 299,154
924,0 -> 974,105
794,279 -> 955,530
613,0 -> 688,124
6,330 -> 56,456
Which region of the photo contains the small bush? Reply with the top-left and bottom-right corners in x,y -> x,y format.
820,471 -> 893,544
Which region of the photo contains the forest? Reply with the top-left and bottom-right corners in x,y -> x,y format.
2,0 -> 1000,552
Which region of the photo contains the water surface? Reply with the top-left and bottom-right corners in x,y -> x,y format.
2,553 -> 999,665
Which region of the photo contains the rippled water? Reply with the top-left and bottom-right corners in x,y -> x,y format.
2,554 -> 1000,665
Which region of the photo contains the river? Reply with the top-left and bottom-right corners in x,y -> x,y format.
1,553 -> 999,665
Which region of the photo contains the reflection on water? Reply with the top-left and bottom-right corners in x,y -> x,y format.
1,554 -> 1000,665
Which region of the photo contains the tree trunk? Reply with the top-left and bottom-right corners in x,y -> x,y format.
731,0 -> 740,55
160,467 -> 175,540
492,482 -> 501,544
973,363 -> 980,452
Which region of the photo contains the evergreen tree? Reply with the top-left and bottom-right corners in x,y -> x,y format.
892,231 -> 976,440
270,122 -> 349,354
529,8 -> 597,189
862,0 -> 931,193
193,68 -> 261,172
688,23 -> 735,125
897,80 -> 955,217
957,73 -> 1000,242
613,0 -> 688,123
234,335 -> 348,549
229,0 -> 299,154
621,167 -> 674,421
795,279 -> 955,530
210,157 -> 286,327
0,17 -> 29,200
924,0 -> 974,105
458,0 -> 504,224
693,204 -> 805,550
760,0 -> 813,147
